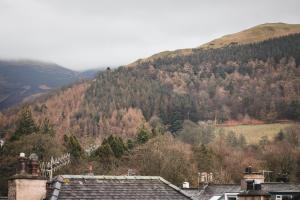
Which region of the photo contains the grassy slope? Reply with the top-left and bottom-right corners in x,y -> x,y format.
127,23 -> 300,67
200,23 -> 300,49
219,123 -> 297,144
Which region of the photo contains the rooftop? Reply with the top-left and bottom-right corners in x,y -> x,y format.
183,183 -> 300,200
262,182 -> 300,193
183,184 -> 241,200
47,175 -> 195,200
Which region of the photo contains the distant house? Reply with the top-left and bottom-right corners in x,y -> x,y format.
183,167 -> 300,200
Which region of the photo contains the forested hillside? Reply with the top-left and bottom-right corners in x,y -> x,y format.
1,33 -> 300,140
86,33 -> 300,133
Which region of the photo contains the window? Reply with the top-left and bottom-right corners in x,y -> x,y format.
276,195 -> 293,200
228,197 -> 237,200
225,193 -> 238,200
282,195 -> 293,200
276,195 -> 282,200
209,196 -> 221,200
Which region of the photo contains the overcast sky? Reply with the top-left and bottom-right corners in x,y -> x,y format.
0,0 -> 299,70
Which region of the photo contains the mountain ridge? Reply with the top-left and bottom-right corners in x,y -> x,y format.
127,23 -> 300,68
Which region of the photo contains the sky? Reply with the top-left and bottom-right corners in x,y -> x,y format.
0,0 -> 299,70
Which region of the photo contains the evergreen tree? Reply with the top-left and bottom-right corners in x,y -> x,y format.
64,135 -> 83,159
103,135 -> 126,158
237,134 -> 247,148
193,144 -> 213,172
226,131 -> 238,147
127,139 -> 134,150
286,100 -> 300,120
275,130 -> 285,141
137,126 -> 150,144
39,118 -> 55,135
12,106 -> 38,140
93,143 -> 115,170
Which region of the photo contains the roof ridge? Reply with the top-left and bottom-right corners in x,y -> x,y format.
262,182 -> 300,185
158,177 -> 198,200
59,175 -> 162,179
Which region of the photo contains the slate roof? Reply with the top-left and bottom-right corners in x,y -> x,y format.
183,184 -> 240,200
183,183 -> 300,200
47,175 -> 195,200
262,182 -> 300,193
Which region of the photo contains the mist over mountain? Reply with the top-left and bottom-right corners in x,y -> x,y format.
0,60 -> 100,110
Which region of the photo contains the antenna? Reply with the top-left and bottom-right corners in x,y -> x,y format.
39,153 -> 71,180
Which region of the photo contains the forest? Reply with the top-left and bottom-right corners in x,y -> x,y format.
0,106 -> 299,195
86,34 -> 300,133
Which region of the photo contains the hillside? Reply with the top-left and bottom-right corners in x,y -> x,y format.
86,33 -> 300,133
0,60 -> 100,110
200,23 -> 300,49
128,23 -> 300,67
0,26 -> 299,142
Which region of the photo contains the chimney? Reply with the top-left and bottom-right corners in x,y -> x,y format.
87,163 -> 94,176
200,172 -> 213,183
8,153 -> 47,200
241,166 -> 264,190
182,182 -> 190,189
239,167 -> 270,200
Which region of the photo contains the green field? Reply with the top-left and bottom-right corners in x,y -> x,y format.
218,123 -> 298,144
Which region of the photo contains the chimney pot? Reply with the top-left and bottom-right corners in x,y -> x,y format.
182,182 -> 190,189
28,153 -> 39,176
88,164 -> 94,176
18,153 -> 27,174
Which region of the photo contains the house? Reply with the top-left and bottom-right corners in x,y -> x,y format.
4,153 -> 300,200
46,175 -> 195,200
183,167 -> 300,200
6,153 -> 195,200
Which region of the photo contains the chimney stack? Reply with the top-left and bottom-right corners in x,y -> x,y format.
238,167 -> 271,200
241,166 -> 265,190
8,153 -> 47,200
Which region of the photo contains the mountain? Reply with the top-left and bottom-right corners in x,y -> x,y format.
0,60 -> 101,110
1,23 -> 300,140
